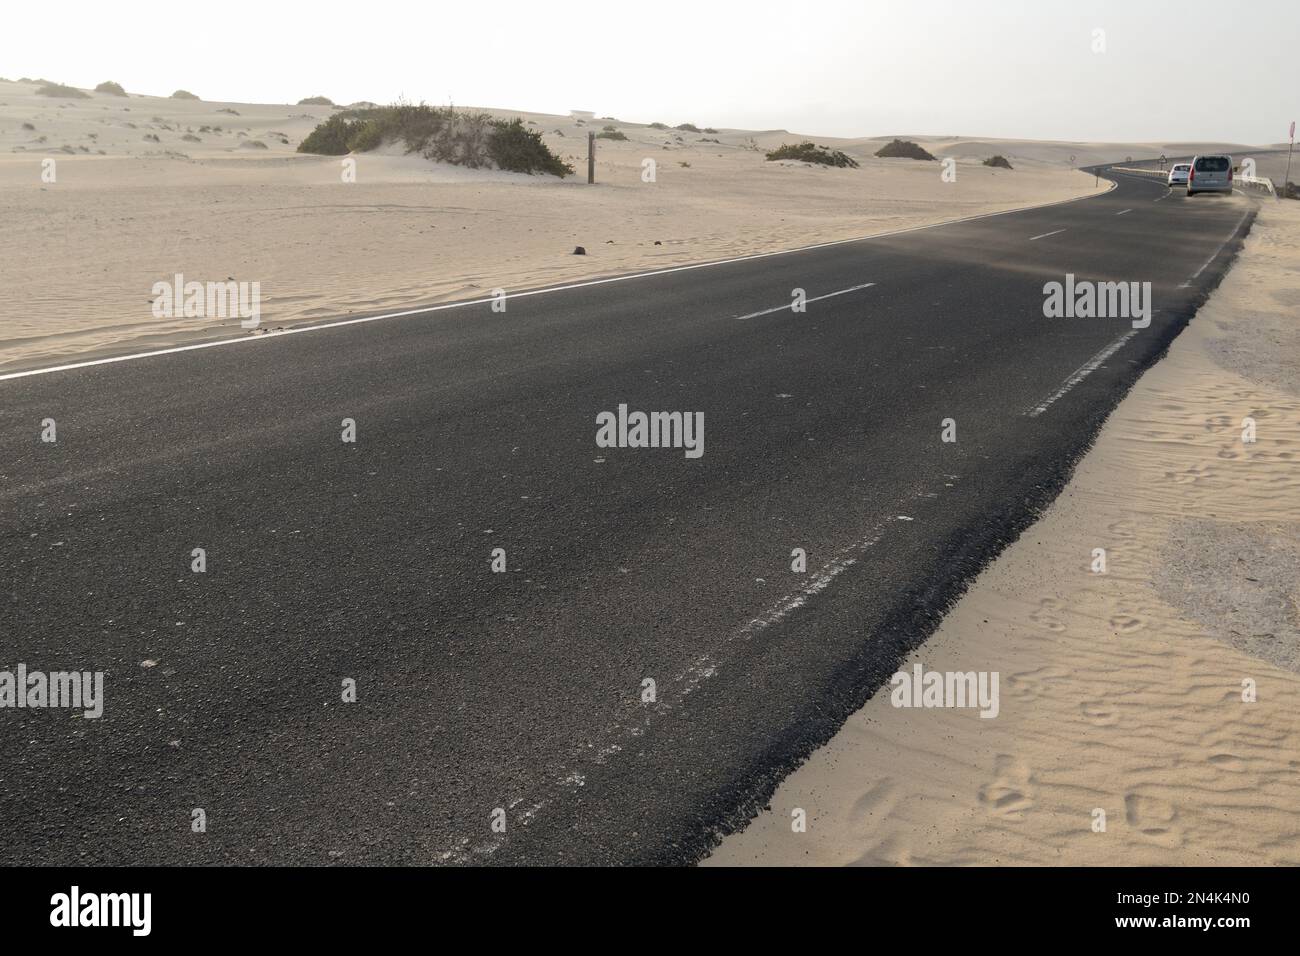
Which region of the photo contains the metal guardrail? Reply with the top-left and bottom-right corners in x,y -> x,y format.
1236,174 -> 1277,197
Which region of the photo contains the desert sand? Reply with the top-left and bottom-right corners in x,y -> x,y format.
707,198 -> 1300,866
4,78 -> 1242,374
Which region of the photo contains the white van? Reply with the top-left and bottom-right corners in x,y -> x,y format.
1187,154 -> 1233,195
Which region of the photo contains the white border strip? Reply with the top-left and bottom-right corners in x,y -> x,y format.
1179,208 -> 1253,287
1026,330 -> 1139,417
0,176 -> 1118,384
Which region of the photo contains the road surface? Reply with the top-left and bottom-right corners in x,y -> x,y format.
0,168 -> 1255,865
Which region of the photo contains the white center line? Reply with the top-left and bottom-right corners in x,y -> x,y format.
1116,208 -> 1132,215
1026,330 -> 1139,417
1,181 -> 1120,385
1028,229 -> 1066,241
734,282 -> 875,321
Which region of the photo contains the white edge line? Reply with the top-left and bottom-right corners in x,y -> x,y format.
1178,208 -> 1252,288
734,282 -> 874,321
1026,329 -> 1139,417
1116,208 -> 1132,215
0,176 -> 1119,384
1026,189 -> 1251,410
1028,229 -> 1066,241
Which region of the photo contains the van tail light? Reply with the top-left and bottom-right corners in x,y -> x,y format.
1189,167 -> 1195,183
1229,167 -> 1234,182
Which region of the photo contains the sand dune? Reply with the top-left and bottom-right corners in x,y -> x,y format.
707,199 -> 1300,866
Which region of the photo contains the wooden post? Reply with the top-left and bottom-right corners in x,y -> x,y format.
587,131 -> 595,184
1284,121 -> 1295,201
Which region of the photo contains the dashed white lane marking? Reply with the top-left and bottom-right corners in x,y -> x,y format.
1026,330 -> 1139,417
733,282 -> 875,321
1116,208 -> 1133,216
1028,229 -> 1066,241
0,181 -> 1119,385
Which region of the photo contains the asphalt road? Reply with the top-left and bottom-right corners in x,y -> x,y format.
0,169 -> 1256,865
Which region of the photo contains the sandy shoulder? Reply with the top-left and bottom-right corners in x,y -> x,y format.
706,198 -> 1300,867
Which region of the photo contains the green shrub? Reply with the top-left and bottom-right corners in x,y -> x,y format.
703,127 -> 718,134
423,110 -> 493,166
94,81 -> 127,96
488,117 -> 572,176
596,129 -> 627,141
875,139 -> 936,160
298,96 -> 334,106
297,114 -> 356,155
674,122 -> 701,133
648,122 -> 668,130
765,141 -> 860,168
170,90 -> 199,100
346,119 -> 385,152
36,83 -> 89,99
299,103 -> 571,175
983,155 -> 1013,169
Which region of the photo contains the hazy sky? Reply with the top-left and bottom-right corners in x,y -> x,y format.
4,0 -> 1295,143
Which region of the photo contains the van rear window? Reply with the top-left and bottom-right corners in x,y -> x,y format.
1195,157 -> 1229,172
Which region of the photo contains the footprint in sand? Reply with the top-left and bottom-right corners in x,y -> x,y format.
1163,463 -> 1213,486
1206,753 -> 1247,772
1123,792 -> 1182,846
1109,613 -> 1146,635
1030,598 -> 1067,633
1006,665 -> 1071,702
1080,701 -> 1119,727
1107,519 -> 1138,541
978,755 -> 1036,818
849,778 -> 901,827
